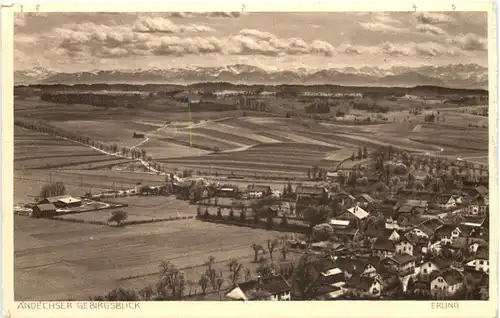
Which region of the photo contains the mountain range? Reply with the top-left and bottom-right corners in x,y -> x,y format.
14,64 -> 488,89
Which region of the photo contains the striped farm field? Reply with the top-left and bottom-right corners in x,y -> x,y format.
14,127 -> 118,170
159,143 -> 339,174
191,127 -> 262,145
15,215 -> 283,300
166,132 -> 238,151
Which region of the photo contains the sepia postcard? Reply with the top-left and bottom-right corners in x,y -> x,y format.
1,1 -> 498,318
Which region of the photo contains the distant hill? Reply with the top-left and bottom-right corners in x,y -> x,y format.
15,63 -> 488,90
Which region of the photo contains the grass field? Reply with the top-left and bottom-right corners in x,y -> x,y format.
15,216 -> 287,300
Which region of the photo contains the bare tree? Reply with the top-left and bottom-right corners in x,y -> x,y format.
267,238 -> 279,262
228,259 -> 243,285
252,244 -> 264,263
198,274 -> 209,296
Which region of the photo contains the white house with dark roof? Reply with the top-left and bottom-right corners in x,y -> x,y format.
429,269 -> 464,298
225,275 -> 291,301
465,245 -> 489,274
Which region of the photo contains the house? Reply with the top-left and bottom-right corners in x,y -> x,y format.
378,198 -> 398,223
466,195 -> 488,217
345,275 -> 382,298
295,197 -> 320,217
429,269 -> 464,298
468,239 -> 488,255
246,184 -> 272,197
132,132 -> 145,139
336,192 -> 356,207
356,194 -> 375,208
295,186 -> 327,199
308,258 -> 347,299
465,245 -> 489,274
420,256 -> 450,277
434,195 -> 457,210
31,203 -> 57,218
364,228 -> 387,243
225,275 -> 291,301
372,238 -> 414,259
434,224 -> 463,245
37,194 -> 82,209
372,238 -> 395,259
384,253 -> 416,276
336,257 -> 380,280
408,218 -> 444,240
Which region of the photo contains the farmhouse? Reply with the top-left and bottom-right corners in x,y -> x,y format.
31,203 -> 56,218
336,257 -> 380,279
307,258 -> 347,299
429,269 -> 464,298
38,195 -> 82,209
400,199 -> 428,214
225,275 -> 291,301
216,186 -> 239,198
326,171 -> 339,181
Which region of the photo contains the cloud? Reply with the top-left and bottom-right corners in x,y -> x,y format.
166,12 -> 244,18
132,16 -> 215,33
447,33 -> 487,51
358,22 -> 404,33
344,41 -> 462,58
416,24 -> 448,36
51,24 -> 336,58
414,12 -> 455,25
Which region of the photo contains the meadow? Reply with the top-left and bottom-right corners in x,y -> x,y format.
14,216 -> 287,300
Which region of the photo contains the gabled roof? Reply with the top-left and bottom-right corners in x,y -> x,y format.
389,253 -> 416,265
475,245 -> 489,260
434,195 -> 454,205
461,217 -> 486,228
313,258 -> 338,275
38,194 -> 72,204
419,218 -> 444,232
435,224 -> 461,238
330,219 -> 350,227
372,238 -> 395,252
234,275 -> 291,297
428,255 -> 451,270
398,205 -> 414,214
357,194 -> 375,203
441,270 -> 464,286
35,203 -> 56,211
475,185 -> 488,197
345,275 -> 379,291
364,228 -> 387,239
57,196 -> 81,204
347,206 -> 369,219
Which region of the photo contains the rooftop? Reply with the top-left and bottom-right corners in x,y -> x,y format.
230,275 -> 291,299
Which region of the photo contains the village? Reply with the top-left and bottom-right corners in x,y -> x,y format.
15,144 -> 490,301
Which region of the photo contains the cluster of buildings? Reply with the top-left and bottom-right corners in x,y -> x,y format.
223,179 -> 489,301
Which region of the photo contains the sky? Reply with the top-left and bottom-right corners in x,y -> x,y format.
14,11 -> 488,72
